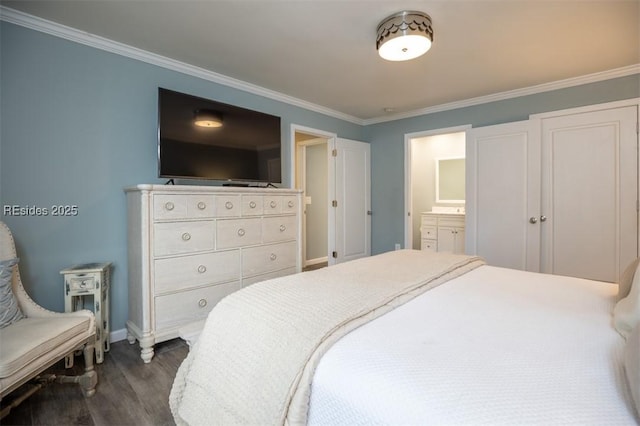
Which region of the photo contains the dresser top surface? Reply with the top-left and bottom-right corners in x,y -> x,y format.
125,184 -> 302,195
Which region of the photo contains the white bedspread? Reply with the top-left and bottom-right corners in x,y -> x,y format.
308,265 -> 638,425
170,250 -> 483,425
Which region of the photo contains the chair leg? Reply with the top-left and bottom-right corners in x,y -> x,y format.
80,340 -> 98,397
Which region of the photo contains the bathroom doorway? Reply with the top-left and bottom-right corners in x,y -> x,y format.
404,126 -> 469,250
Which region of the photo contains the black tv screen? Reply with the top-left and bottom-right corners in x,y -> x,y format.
158,88 -> 282,183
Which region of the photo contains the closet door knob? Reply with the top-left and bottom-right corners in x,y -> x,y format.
529,217 -> 538,224
540,215 -> 547,222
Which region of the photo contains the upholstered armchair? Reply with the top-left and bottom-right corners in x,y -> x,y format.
0,221 -> 97,416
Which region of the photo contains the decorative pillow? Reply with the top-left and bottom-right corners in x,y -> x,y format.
624,324 -> 640,419
619,258 -> 640,301
0,258 -> 24,329
614,260 -> 640,339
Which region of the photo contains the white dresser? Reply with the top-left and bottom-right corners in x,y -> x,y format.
420,212 -> 466,254
125,184 -> 302,362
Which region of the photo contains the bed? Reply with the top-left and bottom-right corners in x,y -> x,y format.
169,250 -> 640,425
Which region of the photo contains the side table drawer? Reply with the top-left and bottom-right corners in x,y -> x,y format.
155,281 -> 241,331
154,250 -> 241,294
153,221 -> 215,256
67,276 -> 98,292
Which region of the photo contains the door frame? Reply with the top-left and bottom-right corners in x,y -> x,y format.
290,124 -> 337,267
404,125 -> 471,250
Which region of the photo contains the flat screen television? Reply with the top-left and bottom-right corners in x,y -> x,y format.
158,88 -> 282,184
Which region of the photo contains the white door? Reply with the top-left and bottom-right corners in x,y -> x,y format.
467,105 -> 638,282
539,106 -> 638,282
466,120 -> 541,271
333,138 -> 371,264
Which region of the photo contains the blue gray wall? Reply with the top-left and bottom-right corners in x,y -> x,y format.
365,75 -> 640,254
0,22 -> 364,333
1,21 -> 639,335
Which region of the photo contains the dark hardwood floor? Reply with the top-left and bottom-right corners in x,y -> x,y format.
1,338 -> 189,426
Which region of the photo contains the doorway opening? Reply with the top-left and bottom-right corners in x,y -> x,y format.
404,125 -> 470,250
292,126 -> 335,270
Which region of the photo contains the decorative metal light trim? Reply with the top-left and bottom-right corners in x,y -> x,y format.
376,11 -> 434,61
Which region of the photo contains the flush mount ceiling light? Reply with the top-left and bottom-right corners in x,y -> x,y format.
376,11 -> 433,61
194,109 -> 223,128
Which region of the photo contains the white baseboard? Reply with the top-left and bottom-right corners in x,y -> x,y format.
305,257 -> 328,267
110,328 -> 128,343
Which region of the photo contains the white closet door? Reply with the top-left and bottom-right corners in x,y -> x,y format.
466,120 -> 541,271
334,138 -> 371,264
539,105 -> 638,282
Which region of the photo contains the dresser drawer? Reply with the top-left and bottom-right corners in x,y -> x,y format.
215,195 -> 241,217
263,196 -> 282,215
242,267 -> 297,288
153,221 -> 215,257
281,196 -> 298,214
242,241 -> 297,277
154,281 -> 241,331
241,195 -> 263,216
421,215 -> 437,227
421,226 -> 437,240
154,250 -> 241,294
216,218 -> 262,249
263,215 -> 297,243
421,239 -> 437,252
154,194 -> 216,220
439,216 -> 465,227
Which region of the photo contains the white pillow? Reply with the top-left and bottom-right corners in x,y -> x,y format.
614,260 -> 640,339
619,258 -> 640,301
0,258 -> 24,329
624,324 -> 640,419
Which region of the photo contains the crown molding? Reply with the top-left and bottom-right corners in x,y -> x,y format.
2,5 -> 638,127
364,64 -> 640,125
0,6 -> 364,125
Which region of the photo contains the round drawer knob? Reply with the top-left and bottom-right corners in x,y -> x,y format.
165,201 -> 175,211
270,253 -> 277,261
237,228 -> 245,237
225,201 -> 234,210
182,232 -> 191,241
270,201 -> 277,208
198,298 -> 207,308
288,200 -> 294,208
197,201 -> 206,210
197,265 -> 207,273
249,201 -> 256,208
279,224 -> 286,232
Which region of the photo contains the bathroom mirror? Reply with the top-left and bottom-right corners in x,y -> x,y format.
435,157 -> 465,203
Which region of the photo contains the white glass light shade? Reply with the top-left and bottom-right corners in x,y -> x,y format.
194,110 -> 223,128
378,34 -> 432,61
376,11 -> 433,62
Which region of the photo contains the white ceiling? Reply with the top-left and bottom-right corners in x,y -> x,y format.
2,0 -> 639,121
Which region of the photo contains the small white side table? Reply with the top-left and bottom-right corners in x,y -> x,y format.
61,262 -> 111,364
